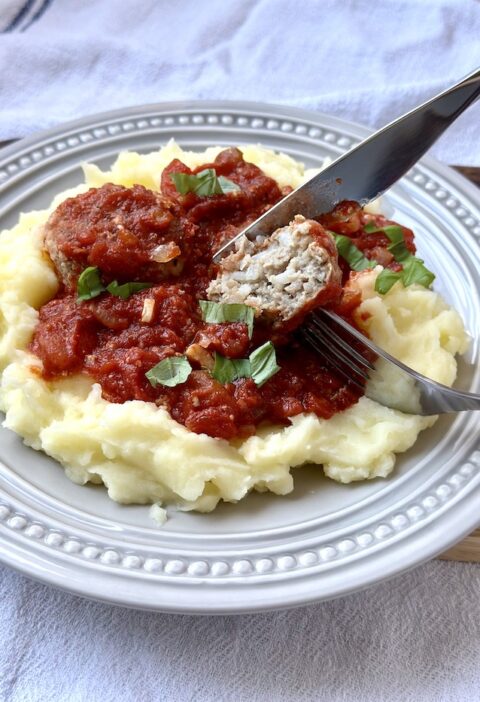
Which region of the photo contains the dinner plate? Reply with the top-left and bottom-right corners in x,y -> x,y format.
0,101 -> 479,614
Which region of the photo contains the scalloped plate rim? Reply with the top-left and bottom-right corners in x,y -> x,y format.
0,100 -> 478,613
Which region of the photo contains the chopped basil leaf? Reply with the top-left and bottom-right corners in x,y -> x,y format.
77,267 -> 105,301
364,223 -> 411,262
217,175 -> 241,193
387,239 -> 411,263
374,268 -> 402,295
211,354 -> 252,385
375,258 -> 435,295
170,169 -> 240,197
364,222 -> 403,238
211,341 -> 280,387
401,257 -> 436,288
77,268 -> 152,302
334,234 -> 377,271
249,341 -> 280,387
107,280 -> 151,300
365,222 -> 436,293
145,356 -> 192,388
199,300 -> 255,338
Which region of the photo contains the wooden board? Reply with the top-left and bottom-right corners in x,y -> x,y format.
440,529 -> 480,562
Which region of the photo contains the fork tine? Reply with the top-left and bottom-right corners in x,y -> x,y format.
300,328 -> 367,390
302,324 -> 369,382
310,309 -> 480,416
300,328 -> 358,385
303,321 -> 370,382
310,314 -> 376,371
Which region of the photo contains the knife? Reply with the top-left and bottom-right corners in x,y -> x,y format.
213,67 -> 480,261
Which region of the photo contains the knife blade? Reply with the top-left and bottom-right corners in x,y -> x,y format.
213,67 -> 480,261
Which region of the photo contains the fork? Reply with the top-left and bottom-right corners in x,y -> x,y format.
300,310 -> 480,415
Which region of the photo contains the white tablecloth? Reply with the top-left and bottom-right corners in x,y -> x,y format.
1,1 -> 479,700
1,561 -> 479,701
1,0 -> 480,163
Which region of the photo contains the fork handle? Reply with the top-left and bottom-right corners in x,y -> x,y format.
418,384 -> 480,414
323,310 -> 480,415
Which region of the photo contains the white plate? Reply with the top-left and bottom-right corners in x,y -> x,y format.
0,101 -> 479,614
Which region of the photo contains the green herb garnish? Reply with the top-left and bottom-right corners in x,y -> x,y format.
363,223 -> 404,239
334,234 -> 377,271
211,341 -> 280,387
199,300 -> 255,338
77,267 -> 151,302
217,175 -> 242,193
374,258 -> 435,294
107,280 -> 152,300
145,356 -> 192,388
364,223 -> 411,263
211,355 -> 252,385
401,257 -> 436,288
374,269 -> 402,295
170,169 -> 240,197
364,222 -> 436,294
249,341 -> 280,387
77,266 -> 105,301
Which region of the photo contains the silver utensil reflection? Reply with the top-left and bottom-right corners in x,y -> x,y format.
301,310 -> 480,415
214,67 -> 480,261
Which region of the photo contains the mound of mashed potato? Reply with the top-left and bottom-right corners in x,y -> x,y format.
0,142 -> 469,516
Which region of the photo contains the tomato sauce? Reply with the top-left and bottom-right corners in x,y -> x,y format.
318,200 -> 416,280
31,148 -> 412,439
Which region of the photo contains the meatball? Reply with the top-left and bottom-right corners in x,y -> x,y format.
43,183 -> 185,290
207,215 -> 342,330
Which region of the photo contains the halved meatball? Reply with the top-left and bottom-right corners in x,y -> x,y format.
207,215 -> 342,330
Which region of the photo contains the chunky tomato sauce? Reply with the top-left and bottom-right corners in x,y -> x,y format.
31,148 -> 416,439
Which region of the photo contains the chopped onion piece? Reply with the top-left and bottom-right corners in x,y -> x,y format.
141,298 -> 156,323
151,242 -> 181,263
185,343 -> 214,370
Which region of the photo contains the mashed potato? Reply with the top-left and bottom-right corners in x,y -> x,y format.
0,143 -> 469,515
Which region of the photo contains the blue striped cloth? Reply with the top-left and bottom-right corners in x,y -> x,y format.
0,0 -> 479,165
0,0 -> 52,32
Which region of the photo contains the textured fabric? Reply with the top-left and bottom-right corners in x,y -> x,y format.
0,561 -> 480,701
0,0 -> 479,163
1,2 -> 480,700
